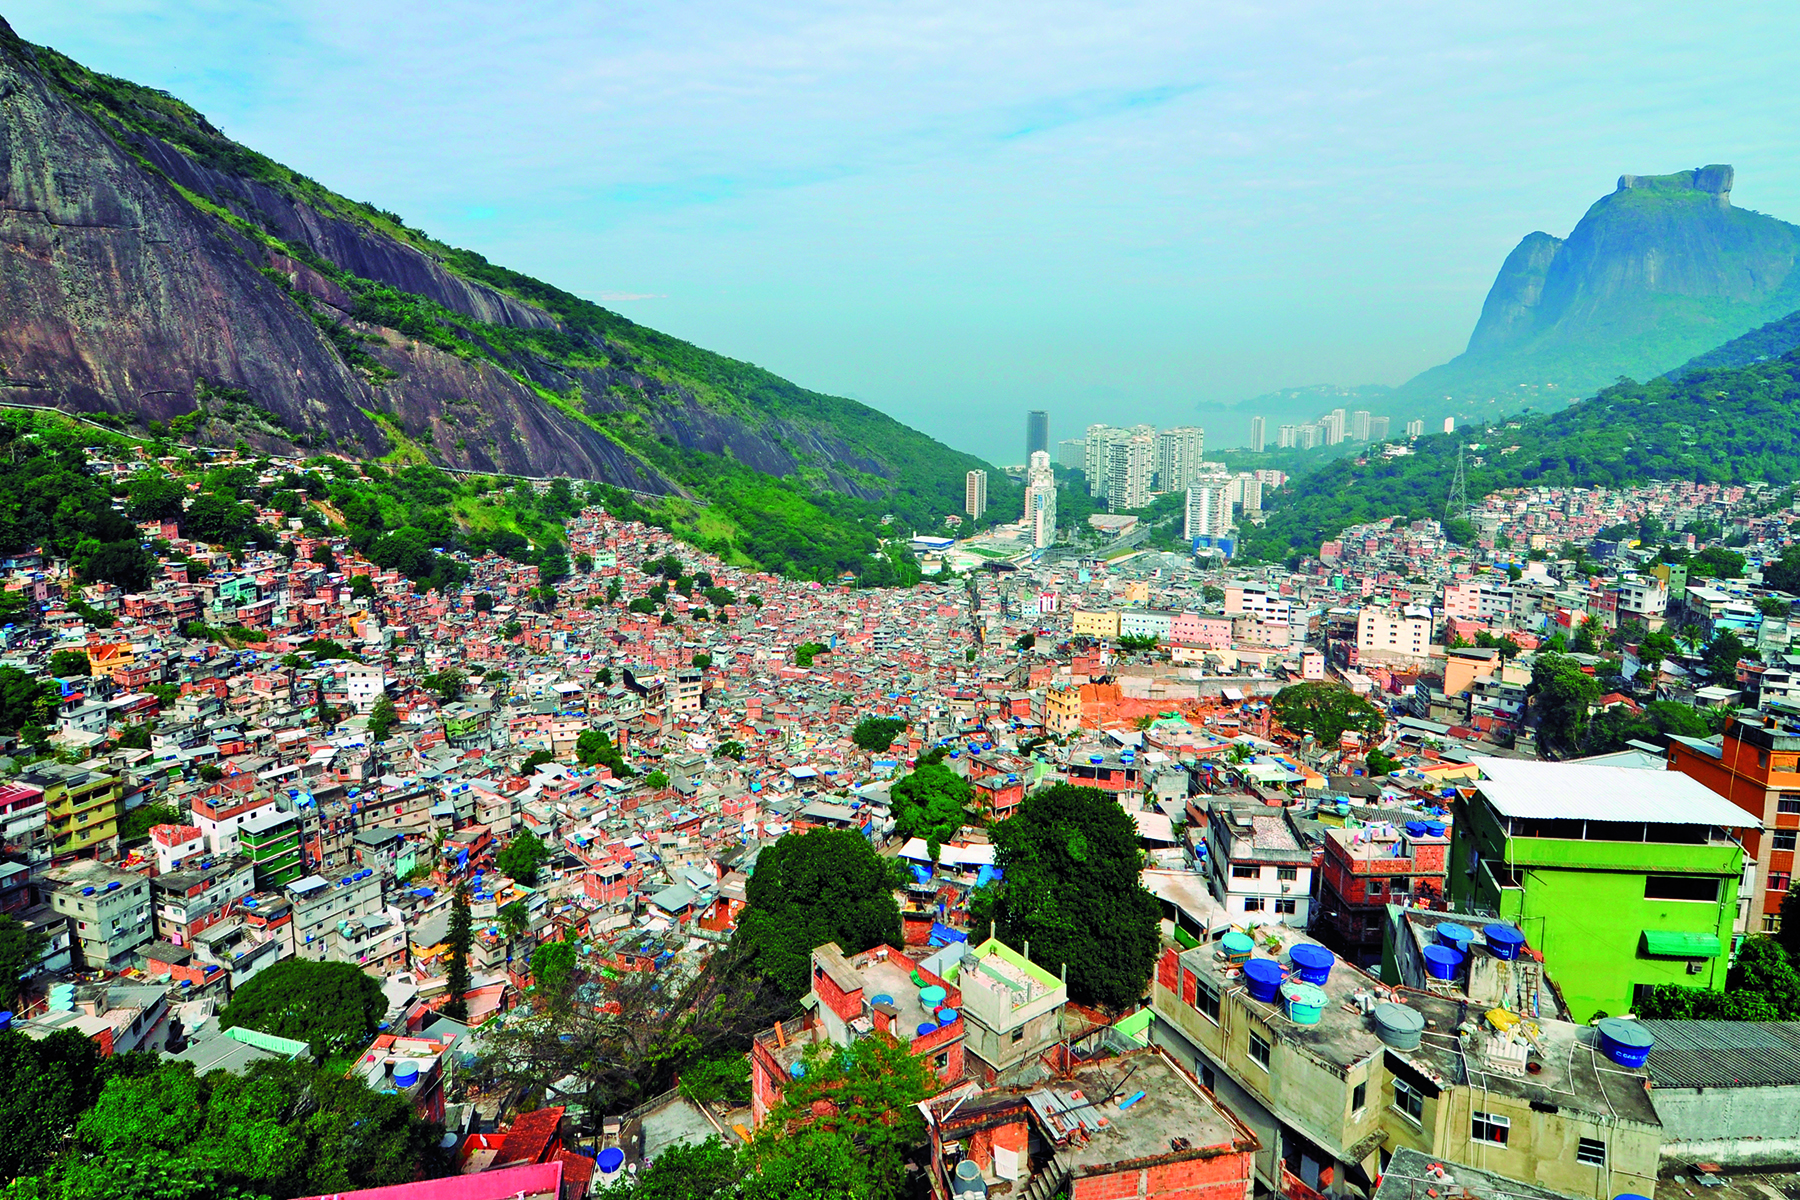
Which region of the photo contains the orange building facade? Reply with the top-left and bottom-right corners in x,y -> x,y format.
1668,713 -> 1796,932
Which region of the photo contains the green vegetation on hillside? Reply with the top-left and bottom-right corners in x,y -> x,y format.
19,29 -> 1015,581
1244,347 -> 1800,561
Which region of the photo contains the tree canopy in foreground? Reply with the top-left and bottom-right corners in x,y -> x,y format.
972,784 -> 1160,1012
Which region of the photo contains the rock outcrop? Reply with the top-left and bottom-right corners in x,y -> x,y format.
0,16 -> 994,517
1396,165 -> 1800,419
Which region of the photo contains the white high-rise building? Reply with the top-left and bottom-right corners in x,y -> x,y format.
1278,424 -> 1298,449
1056,438 -> 1085,470
1084,424 -> 1126,498
1022,450 -> 1057,549
1405,419 -> 1425,438
1369,415 -> 1390,442
1184,482 -> 1232,541
964,469 -> 987,521
1443,417 -> 1456,434
1324,409 -> 1347,446
1228,473 -> 1263,513
1155,426 -> 1206,491
1298,424 -> 1319,450
1249,416 -> 1266,453
1351,410 -> 1371,441
1106,434 -> 1155,512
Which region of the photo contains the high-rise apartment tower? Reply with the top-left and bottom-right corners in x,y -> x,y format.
964,470 -> 987,521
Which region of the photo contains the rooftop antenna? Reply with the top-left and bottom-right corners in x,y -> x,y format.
1444,442 -> 1469,525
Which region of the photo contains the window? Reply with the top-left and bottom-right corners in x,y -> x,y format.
1232,865 -> 1259,880
1277,866 -> 1299,881
1781,794 -> 1800,815
1645,875 -> 1720,903
1196,981 -> 1221,1023
1201,1063 -> 1216,1091
1392,1078 -> 1423,1122
1243,897 -> 1265,912
934,1051 -> 949,1071
1771,872 -> 1792,893
1761,750 -> 1771,769
1472,1112 -> 1510,1146
1366,880 -> 1385,896
1247,1031 -> 1272,1070
1764,914 -> 1780,934
1576,1137 -> 1606,1166
1777,830 -> 1797,852
1011,1027 -> 1026,1044
1275,898 -> 1298,915
1351,1082 -> 1367,1114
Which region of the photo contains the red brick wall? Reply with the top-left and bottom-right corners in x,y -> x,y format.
749,1039 -> 785,1124
1071,1148 -> 1254,1200
1157,946 -> 1180,992
813,961 -> 863,1023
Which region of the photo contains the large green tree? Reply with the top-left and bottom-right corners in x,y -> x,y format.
850,716 -> 906,753
11,1057 -> 444,1200
576,728 -> 633,776
1530,651 -> 1602,756
1271,682 -> 1385,745
1704,629 -> 1750,682
0,913 -> 47,1009
218,960 -> 385,1058
734,829 -> 902,999
69,539 -> 155,593
496,830 -> 550,886
971,784 -> 1160,1012
0,666 -> 55,734
0,1028 -> 105,1181
888,761 -> 971,855
746,1034 -> 934,1200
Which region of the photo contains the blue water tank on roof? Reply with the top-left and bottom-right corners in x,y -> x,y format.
1242,957 -> 1284,1003
1422,944 -> 1464,980
1483,923 -> 1527,961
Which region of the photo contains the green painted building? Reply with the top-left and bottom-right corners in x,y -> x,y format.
239,809 -> 303,889
1449,757 -> 1756,1022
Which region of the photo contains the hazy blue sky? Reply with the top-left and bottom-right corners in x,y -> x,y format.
13,2 -> 1800,462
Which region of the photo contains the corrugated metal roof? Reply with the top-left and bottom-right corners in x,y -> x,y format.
1639,1020 -> 1800,1089
1472,757 -> 1760,827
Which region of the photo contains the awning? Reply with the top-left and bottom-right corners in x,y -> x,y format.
1642,930 -> 1723,959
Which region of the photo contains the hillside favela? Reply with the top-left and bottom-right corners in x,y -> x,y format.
4,7 -> 1800,1200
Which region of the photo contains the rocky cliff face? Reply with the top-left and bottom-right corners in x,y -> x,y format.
1397,165 -> 1800,420
0,19 -> 993,519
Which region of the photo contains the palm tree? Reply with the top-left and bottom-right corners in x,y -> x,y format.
499,900 -> 531,966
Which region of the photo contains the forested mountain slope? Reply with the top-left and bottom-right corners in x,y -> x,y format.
0,17 -> 1009,578
1242,345 -> 1800,562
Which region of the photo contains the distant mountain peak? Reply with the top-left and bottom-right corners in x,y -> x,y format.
1392,164 -> 1800,423
1617,164 -> 1733,206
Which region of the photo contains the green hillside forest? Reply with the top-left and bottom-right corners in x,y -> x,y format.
2,24 -> 1018,584
1241,341 -> 1800,563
